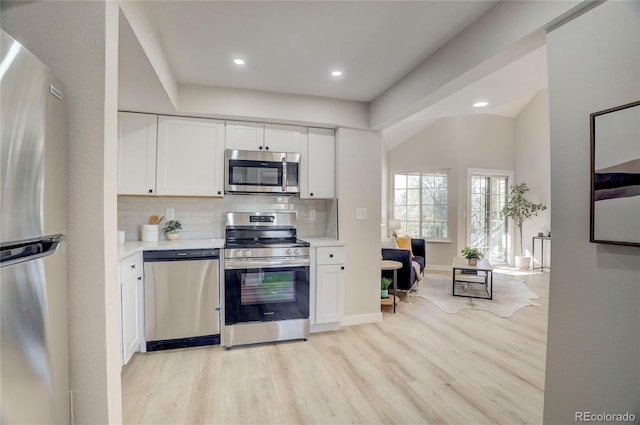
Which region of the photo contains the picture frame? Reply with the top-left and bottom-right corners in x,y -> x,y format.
590,100 -> 640,247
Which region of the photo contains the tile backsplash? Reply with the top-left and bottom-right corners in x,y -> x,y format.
118,194 -> 337,241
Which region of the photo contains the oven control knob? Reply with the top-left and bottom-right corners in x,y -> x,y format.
286,249 -> 293,255
236,250 -> 244,257
244,250 -> 252,257
294,248 -> 302,255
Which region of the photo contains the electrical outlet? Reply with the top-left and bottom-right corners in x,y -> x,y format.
166,208 -> 175,220
309,210 -> 316,221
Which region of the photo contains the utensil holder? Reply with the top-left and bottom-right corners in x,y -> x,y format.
141,224 -> 159,242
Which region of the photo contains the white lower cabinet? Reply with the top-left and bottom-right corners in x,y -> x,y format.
120,252 -> 143,366
311,246 -> 345,331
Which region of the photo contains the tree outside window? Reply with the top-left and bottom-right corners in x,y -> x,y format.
393,171 -> 448,239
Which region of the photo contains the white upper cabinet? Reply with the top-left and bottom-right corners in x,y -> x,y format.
226,121 -> 303,153
264,124 -> 305,153
301,128 -> 335,199
225,121 -> 265,151
156,116 -> 225,197
117,112 -> 157,195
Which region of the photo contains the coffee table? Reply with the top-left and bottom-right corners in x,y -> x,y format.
452,257 -> 493,300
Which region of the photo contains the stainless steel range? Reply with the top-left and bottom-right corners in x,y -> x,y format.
223,211 -> 310,348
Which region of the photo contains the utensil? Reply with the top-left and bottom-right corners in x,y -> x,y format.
156,216 -> 164,225
149,215 -> 158,224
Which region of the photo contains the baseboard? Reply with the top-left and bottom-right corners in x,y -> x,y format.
341,312 -> 383,326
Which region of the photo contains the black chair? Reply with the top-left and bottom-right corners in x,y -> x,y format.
381,239 -> 426,291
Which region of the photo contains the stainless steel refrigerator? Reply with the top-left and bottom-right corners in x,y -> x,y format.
1,30 -> 69,424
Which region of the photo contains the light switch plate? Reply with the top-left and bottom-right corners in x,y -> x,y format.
309,210 -> 316,221
166,208 -> 175,221
355,208 -> 367,220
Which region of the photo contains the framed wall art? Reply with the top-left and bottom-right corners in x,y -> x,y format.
590,100 -> 640,247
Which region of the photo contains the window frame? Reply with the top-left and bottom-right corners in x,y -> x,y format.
391,169 -> 450,241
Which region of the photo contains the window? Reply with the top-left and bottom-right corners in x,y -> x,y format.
467,171 -> 511,264
393,170 -> 448,239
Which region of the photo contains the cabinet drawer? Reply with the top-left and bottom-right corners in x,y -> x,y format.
120,253 -> 142,283
316,247 -> 345,265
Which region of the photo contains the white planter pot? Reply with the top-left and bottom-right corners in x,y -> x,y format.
515,256 -> 532,271
166,233 -> 180,241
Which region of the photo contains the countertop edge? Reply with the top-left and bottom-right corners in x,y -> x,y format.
118,239 -> 225,260
302,238 -> 345,247
118,237 -> 344,260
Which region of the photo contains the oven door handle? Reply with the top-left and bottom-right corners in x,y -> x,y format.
225,258 -> 310,270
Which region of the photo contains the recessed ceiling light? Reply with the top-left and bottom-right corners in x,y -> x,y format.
473,101 -> 489,108
331,70 -> 343,77
233,58 -> 245,66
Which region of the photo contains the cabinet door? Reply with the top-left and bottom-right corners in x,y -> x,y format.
117,112 -> 157,195
264,124 -> 304,153
302,128 -> 335,199
225,121 -> 264,151
157,116 -> 225,196
316,264 -> 345,324
121,274 -> 141,365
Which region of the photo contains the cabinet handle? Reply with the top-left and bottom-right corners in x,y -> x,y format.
138,276 -> 142,281
217,191 -> 222,195
341,266 -> 345,270
265,146 -> 269,150
148,189 -> 153,194
131,264 -> 136,269
259,146 -> 263,150
329,254 -> 334,258
310,193 -> 314,197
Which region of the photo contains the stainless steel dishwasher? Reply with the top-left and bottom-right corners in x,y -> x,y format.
143,248 -> 220,351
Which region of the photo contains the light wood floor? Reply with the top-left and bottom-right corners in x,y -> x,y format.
122,269 -> 549,424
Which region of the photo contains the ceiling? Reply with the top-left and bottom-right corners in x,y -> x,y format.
123,1 -> 548,147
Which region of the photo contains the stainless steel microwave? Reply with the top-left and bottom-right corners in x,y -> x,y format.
224,149 -> 300,194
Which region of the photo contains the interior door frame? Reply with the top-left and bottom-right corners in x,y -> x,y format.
466,168 -> 515,265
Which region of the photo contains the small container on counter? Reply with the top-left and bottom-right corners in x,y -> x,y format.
141,224 -> 159,242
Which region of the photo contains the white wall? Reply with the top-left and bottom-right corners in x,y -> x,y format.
337,128 -> 383,324
515,89 -> 551,264
1,1 -> 122,423
380,146 -> 389,240
544,1 -> 640,422
178,84 -> 369,129
119,1 -> 178,109
387,114 -> 516,267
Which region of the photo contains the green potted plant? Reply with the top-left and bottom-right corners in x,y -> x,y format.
381,277 -> 392,299
162,219 -> 182,241
461,247 -> 483,266
501,182 -> 547,270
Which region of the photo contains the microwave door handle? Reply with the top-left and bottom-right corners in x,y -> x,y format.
282,156 -> 287,192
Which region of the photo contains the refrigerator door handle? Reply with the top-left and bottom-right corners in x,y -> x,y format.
0,238 -> 60,267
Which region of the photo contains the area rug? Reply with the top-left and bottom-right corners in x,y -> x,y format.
409,273 -> 540,318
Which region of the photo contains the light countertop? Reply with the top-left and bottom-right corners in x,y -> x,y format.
301,237 -> 344,247
118,237 -> 343,260
119,239 -> 225,260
